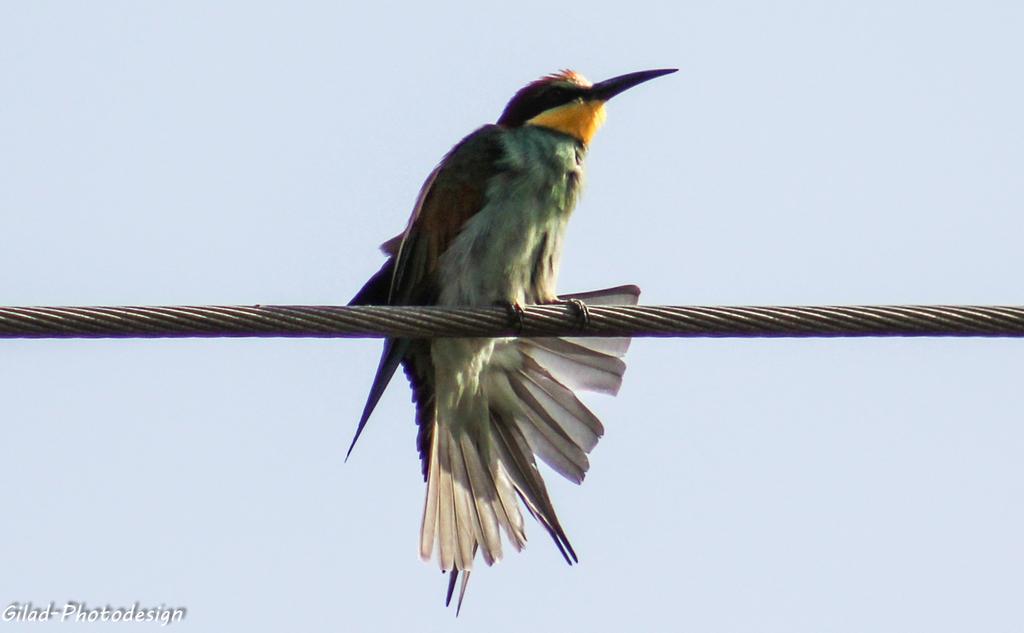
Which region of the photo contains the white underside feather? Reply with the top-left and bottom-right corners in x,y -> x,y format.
420,286 -> 639,573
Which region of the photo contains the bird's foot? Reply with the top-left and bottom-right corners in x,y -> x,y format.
550,297 -> 590,330
494,300 -> 526,334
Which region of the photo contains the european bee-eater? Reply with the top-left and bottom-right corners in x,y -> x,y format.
349,67 -> 677,609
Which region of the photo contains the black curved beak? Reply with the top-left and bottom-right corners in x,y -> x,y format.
589,68 -> 678,101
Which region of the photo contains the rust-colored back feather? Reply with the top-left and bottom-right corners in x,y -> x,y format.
386,124 -> 506,307
346,124 -> 507,463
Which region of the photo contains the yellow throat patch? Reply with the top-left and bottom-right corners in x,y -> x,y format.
526,100 -> 607,145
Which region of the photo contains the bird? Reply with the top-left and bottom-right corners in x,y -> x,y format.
348,67 -> 677,610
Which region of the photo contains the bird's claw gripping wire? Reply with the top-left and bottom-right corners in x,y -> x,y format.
495,300 -> 526,334
568,298 -> 590,329
551,298 -> 590,330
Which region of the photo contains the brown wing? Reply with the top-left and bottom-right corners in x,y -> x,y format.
346,124 -> 507,459
386,124 -> 507,307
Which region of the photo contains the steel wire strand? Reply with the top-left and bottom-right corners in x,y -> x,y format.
3,304 -> 1024,339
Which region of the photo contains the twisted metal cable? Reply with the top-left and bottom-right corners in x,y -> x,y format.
2,304 -> 1024,339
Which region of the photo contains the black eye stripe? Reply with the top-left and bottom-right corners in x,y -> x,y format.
533,87 -> 584,116
497,83 -> 589,127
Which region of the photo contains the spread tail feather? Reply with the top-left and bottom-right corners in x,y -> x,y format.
418,286 -> 640,604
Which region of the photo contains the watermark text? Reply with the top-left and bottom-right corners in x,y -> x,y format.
3,601 -> 186,626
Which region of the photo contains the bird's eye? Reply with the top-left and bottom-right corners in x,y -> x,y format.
554,88 -> 581,106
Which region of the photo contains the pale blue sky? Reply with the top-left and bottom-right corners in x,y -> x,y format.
2,2 -> 1023,631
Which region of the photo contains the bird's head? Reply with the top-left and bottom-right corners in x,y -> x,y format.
497,68 -> 677,145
